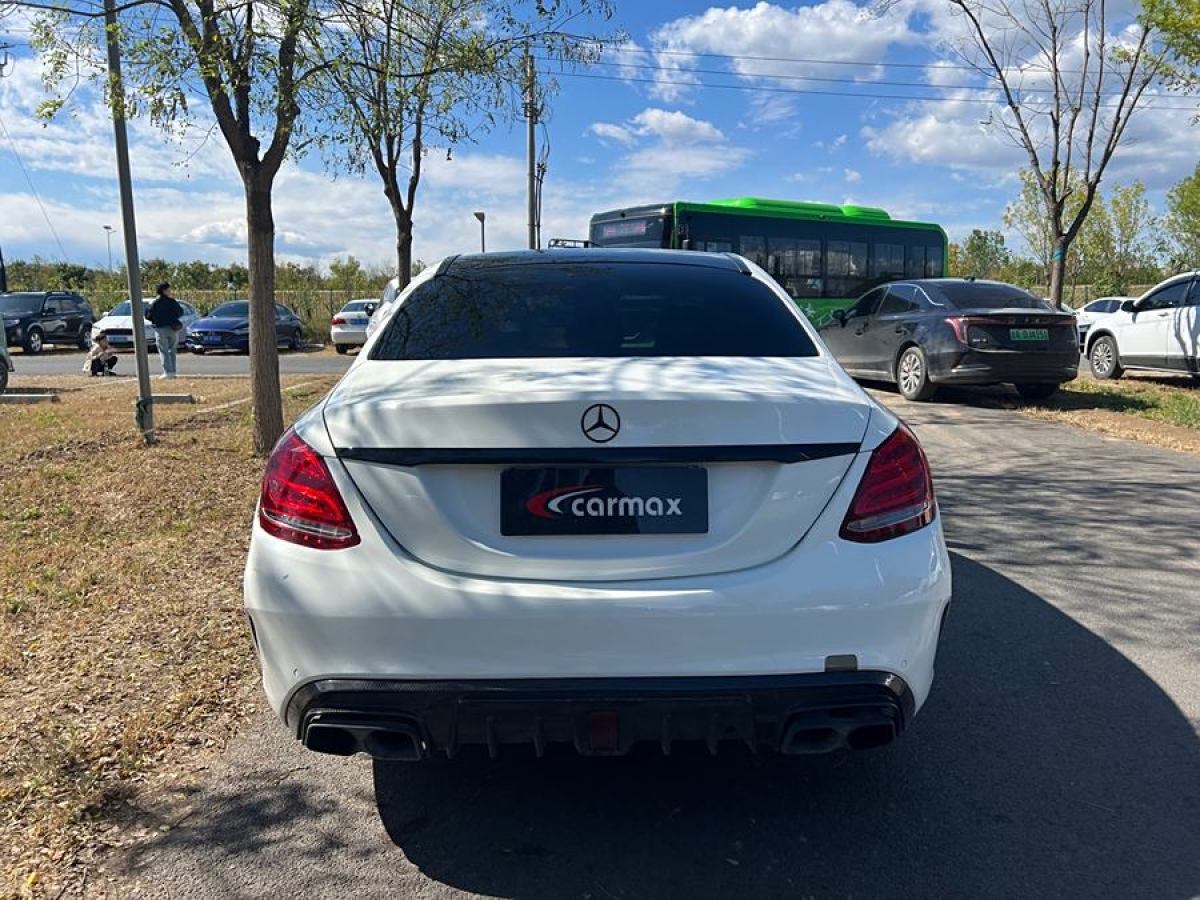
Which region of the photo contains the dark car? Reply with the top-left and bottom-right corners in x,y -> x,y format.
2,291 -> 96,354
185,301 -> 305,354
819,279 -> 1078,402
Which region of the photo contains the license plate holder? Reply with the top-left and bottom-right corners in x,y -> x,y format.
203,335 -> 223,345
501,467 -> 709,536
1010,328 -> 1049,342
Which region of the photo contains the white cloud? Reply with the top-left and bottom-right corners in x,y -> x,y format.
583,107 -> 750,196
645,0 -> 917,102
843,168 -> 861,183
587,122 -> 638,146
629,108 -> 725,144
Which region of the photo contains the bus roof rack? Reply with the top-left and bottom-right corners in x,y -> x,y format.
548,238 -> 592,248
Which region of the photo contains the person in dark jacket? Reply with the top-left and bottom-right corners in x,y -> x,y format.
147,282 -> 183,379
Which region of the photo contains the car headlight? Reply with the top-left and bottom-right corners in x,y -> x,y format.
3,318 -> 17,327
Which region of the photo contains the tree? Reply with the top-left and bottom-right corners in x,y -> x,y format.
310,0 -> 612,288
959,228 -> 1010,279
947,0 -> 1163,307
1143,0 -> 1200,106
1166,162 -> 1200,267
18,0 -> 325,454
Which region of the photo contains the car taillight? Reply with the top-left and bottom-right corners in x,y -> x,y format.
945,316 -> 969,343
331,316 -> 346,325
258,429 -> 360,550
840,424 -> 936,543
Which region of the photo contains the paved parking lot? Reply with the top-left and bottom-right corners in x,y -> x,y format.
115,389 -> 1200,898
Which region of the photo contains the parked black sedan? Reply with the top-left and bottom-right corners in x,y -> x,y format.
2,291 -> 95,353
185,301 -> 305,354
819,279 -> 1078,402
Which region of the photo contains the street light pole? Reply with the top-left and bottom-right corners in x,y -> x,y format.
103,224 -> 114,271
103,0 -> 154,445
473,211 -> 486,253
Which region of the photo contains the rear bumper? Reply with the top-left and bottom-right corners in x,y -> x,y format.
929,348 -> 1078,385
330,325 -> 368,345
288,672 -> 917,759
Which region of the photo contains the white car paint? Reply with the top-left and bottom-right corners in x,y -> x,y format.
329,298 -> 378,350
1085,273 -> 1200,376
245,251 -> 952,757
92,299 -> 199,348
1073,297 -> 1127,346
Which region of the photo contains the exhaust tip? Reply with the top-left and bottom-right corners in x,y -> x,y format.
781,725 -> 845,755
304,724 -> 359,756
362,728 -> 424,761
847,723 -> 897,750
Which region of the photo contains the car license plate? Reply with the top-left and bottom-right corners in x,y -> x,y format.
1010,328 -> 1049,341
501,467 -> 708,536
203,335 -> 222,345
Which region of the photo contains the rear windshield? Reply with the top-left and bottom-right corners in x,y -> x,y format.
370,262 -> 819,360
935,283 -> 1050,310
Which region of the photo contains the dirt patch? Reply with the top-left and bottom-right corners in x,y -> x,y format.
0,375 -> 338,897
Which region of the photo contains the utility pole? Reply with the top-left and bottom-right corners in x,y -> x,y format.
103,0 -> 154,445
525,47 -> 537,251
103,224 -> 114,271
473,211 -> 486,253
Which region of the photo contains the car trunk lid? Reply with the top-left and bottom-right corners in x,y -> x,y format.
323,357 -> 871,581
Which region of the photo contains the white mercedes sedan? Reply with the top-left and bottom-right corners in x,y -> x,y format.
245,249 -> 952,762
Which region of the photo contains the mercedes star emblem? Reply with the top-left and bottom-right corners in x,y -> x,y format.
581,403 -> 621,443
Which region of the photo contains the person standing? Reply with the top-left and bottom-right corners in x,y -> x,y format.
148,282 -> 183,379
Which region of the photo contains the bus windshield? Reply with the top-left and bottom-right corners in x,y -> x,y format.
589,215 -> 670,248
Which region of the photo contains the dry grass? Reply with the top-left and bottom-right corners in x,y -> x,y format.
1023,374 -> 1200,454
0,374 -> 338,898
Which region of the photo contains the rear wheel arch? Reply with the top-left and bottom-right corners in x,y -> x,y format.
892,340 -> 921,382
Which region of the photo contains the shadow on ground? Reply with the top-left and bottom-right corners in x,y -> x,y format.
367,553 -> 1200,898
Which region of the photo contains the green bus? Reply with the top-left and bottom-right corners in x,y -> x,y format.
588,197 -> 947,325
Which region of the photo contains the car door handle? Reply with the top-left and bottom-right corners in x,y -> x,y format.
854,326 -> 868,335
894,326 -> 906,334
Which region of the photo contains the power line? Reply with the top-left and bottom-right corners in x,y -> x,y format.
551,70 -> 1198,111
544,55 -> 1198,101
0,111 -> 69,262
588,42 -> 1094,77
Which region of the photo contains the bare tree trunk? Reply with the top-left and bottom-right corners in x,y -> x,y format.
398,220 -> 413,288
1048,239 -> 1068,308
244,170 -> 284,456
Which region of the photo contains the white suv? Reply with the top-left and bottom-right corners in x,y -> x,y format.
1085,272 -> 1200,379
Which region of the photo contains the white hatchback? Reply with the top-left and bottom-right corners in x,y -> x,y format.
1085,272 -> 1200,379
245,249 -> 952,762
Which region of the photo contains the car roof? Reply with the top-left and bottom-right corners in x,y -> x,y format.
441,248 -> 747,274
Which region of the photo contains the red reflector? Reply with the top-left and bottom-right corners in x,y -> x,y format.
589,711 -> 620,752
840,424 -> 936,543
258,429 -> 360,550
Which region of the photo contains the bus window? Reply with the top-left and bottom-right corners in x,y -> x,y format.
906,245 -> 926,278
738,235 -> 767,269
769,238 -> 822,298
925,244 -> 945,277
872,243 -> 905,280
826,241 -> 868,298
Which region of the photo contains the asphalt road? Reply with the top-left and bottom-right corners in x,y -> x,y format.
116,387 -> 1200,898
7,345 -> 355,377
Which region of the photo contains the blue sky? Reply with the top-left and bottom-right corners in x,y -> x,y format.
0,0 -> 1194,272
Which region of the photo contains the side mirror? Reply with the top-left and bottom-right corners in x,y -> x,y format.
1121,299 -> 1137,313
831,309 -> 848,326
364,303 -> 377,317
